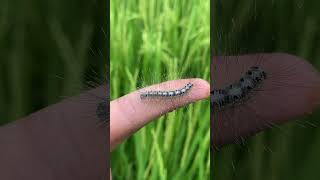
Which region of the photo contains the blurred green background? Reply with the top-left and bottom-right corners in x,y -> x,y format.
110,0 -> 210,179
213,0 -> 320,180
0,0 -> 106,125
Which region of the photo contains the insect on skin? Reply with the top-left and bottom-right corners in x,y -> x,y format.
140,82 -> 194,99
211,53 -> 320,149
212,66 -> 267,111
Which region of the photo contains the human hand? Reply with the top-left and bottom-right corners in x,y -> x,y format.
110,78 -> 210,178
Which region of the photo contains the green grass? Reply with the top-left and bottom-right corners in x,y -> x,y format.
213,0 -> 320,180
110,0 -> 210,179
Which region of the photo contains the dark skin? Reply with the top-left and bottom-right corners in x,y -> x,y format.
0,85 -> 108,180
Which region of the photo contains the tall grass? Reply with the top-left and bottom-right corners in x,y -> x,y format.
213,0 -> 320,180
0,1 -> 106,122
110,0 -> 210,179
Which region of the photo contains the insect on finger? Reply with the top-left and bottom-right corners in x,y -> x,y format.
140,82 -> 194,99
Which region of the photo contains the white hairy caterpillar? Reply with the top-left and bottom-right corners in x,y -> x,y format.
140,82 -> 193,99
135,78 -> 207,112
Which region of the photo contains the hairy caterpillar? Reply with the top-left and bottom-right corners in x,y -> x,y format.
212,66 -> 266,110
140,82 -> 193,99
211,53 -> 320,180
211,53 -> 320,149
212,1 -> 320,180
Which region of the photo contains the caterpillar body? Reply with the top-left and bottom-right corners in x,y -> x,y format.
140,82 -> 193,99
211,53 -> 320,149
212,66 -> 266,111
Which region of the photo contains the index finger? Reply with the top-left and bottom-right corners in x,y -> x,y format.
110,78 -> 210,150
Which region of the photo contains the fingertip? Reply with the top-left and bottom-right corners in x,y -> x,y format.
187,78 -> 210,101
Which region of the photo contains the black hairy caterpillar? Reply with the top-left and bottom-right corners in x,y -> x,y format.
212,66 -> 266,110
211,53 -> 320,149
212,1 -> 320,180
